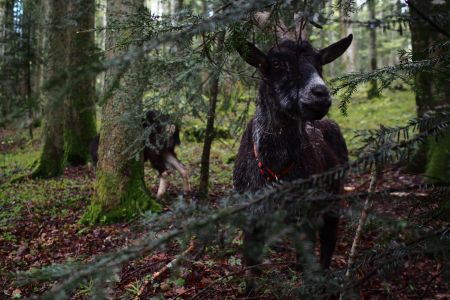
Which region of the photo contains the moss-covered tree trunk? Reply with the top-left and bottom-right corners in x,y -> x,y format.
32,0 -> 67,178
64,0 -> 97,165
83,0 -> 160,224
408,0 -> 450,182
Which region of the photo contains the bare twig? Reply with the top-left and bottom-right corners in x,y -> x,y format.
340,166 -> 380,299
345,167 -> 380,274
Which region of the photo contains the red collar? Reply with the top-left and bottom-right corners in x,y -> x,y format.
253,143 -> 294,182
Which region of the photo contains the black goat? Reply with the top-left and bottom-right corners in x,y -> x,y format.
90,110 -> 190,198
232,14 -> 352,291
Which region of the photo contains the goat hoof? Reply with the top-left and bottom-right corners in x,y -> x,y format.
292,262 -> 304,272
244,279 -> 259,298
243,268 -> 262,297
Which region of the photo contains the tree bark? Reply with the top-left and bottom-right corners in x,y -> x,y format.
339,5 -> 356,73
64,0 -> 97,165
83,0 -> 160,224
22,0 -> 42,139
408,0 -> 450,182
0,0 -> 7,58
198,31 -> 225,199
0,0 -> 14,118
367,0 -> 378,98
31,0 -> 67,178
95,0 -> 107,98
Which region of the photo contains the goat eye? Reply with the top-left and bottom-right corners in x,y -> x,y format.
272,60 -> 282,69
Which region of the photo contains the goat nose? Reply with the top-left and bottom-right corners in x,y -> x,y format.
311,85 -> 330,98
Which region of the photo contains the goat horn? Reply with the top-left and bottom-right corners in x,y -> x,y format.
294,12 -> 308,41
254,11 -> 270,28
254,11 -> 290,40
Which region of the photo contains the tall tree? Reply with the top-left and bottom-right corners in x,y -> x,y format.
367,0 -> 378,98
0,0 -> 15,118
0,0 -> 8,59
22,0 -> 42,138
198,31 -> 225,199
64,0 -> 97,165
339,4 -> 356,73
83,0 -> 160,224
31,0 -> 67,178
408,0 -> 450,182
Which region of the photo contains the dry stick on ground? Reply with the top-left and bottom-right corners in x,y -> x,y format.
133,239 -> 197,300
340,166 -> 381,299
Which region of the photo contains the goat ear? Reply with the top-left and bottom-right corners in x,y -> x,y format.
319,34 -> 353,65
236,41 -> 268,71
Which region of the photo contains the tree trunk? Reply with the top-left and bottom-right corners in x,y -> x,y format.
367,0 -> 378,98
83,0 -> 160,224
0,0 -> 14,118
64,0 -> 97,165
23,0 -> 42,139
339,6 -> 355,73
408,0 -> 450,182
33,0 -> 49,121
95,0 -> 107,99
31,0 -> 67,178
198,31 -> 225,199
0,0 -> 6,58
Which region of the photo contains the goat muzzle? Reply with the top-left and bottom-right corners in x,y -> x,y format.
301,99 -> 331,120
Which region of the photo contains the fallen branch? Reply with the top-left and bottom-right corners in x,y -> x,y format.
134,239 -> 197,300
153,239 -> 196,281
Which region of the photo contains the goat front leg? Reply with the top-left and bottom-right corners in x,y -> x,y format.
293,223 -> 317,272
156,171 -> 169,199
319,213 -> 339,269
164,152 -> 190,194
243,226 -> 266,297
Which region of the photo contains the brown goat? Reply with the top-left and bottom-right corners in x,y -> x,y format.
232,15 -> 352,295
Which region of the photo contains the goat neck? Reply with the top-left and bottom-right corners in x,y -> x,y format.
252,84 -> 309,175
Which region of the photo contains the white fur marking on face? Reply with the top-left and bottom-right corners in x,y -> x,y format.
299,72 -> 326,103
306,72 -> 325,89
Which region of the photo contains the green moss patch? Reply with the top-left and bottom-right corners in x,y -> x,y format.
425,132 -> 450,183
82,165 -> 161,225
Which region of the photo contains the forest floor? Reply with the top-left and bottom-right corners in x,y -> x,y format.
1,124 -> 449,300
